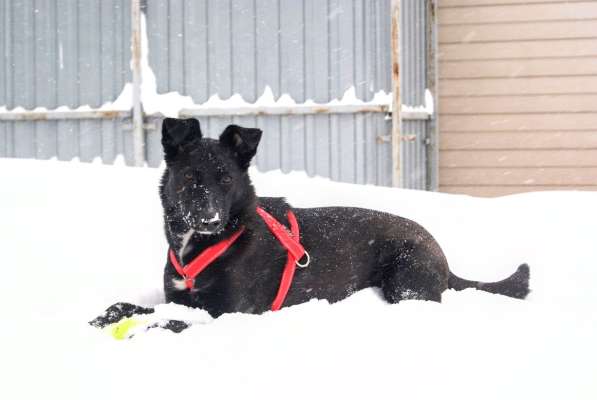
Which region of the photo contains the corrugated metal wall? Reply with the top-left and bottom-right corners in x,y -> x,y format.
0,0 -> 134,164
1,0 -> 393,185
144,0 -> 393,185
146,0 -> 390,103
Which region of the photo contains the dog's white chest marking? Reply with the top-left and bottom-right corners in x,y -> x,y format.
172,278 -> 187,291
178,229 -> 195,262
172,229 -> 196,291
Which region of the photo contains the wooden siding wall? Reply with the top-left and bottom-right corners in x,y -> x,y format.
437,0 -> 597,197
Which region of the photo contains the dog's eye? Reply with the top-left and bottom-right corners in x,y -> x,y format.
220,176 -> 232,184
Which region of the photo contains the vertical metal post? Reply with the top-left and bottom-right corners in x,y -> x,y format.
390,0 -> 401,187
399,0 -> 432,191
131,0 -> 144,167
426,0 -> 439,191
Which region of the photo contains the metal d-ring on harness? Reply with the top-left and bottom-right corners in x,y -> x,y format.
296,251 -> 310,268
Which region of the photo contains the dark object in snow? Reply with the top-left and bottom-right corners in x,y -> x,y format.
89,302 -> 190,336
89,302 -> 155,328
449,263 -> 531,300
159,319 -> 190,333
159,118 -> 531,318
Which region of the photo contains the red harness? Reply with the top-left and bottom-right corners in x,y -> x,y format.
168,207 -> 309,311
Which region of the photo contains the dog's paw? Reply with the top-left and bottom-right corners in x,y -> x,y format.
89,302 -> 155,328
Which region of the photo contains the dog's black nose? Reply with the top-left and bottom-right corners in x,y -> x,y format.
197,212 -> 222,233
200,219 -> 221,229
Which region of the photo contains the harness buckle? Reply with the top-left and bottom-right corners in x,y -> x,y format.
295,250 -> 311,268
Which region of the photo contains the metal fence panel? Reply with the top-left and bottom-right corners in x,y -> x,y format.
1,0 -> 393,186
0,0 -> 132,162
146,113 -> 391,186
145,0 -> 393,185
146,0 -> 392,103
399,0 -> 428,190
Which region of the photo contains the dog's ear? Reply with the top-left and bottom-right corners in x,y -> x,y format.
219,125 -> 262,169
161,118 -> 202,161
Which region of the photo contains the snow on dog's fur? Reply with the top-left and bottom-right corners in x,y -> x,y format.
159,118 -> 530,317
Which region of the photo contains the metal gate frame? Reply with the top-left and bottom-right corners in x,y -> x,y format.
393,0 -> 439,191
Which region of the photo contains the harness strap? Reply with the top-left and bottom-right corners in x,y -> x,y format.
168,207 -> 308,311
256,207 -> 305,261
256,207 -> 303,311
169,228 -> 245,289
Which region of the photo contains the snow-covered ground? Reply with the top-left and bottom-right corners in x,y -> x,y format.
1,158 -> 596,399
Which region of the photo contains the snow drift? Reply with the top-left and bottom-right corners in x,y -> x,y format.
0,158 -> 596,399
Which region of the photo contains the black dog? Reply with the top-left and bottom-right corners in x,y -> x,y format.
160,118 -> 530,318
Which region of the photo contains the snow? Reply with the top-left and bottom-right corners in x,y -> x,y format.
0,84 -> 134,114
138,15 -> 194,116
401,89 -> 434,115
1,158 -> 596,399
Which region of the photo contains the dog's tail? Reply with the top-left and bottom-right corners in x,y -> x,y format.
448,263 -> 530,299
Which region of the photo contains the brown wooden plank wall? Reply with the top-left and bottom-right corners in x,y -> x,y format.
437,0 -> 597,196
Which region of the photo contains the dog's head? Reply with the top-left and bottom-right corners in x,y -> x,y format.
159,117 -> 262,236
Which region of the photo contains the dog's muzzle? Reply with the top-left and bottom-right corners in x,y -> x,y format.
194,210 -> 223,234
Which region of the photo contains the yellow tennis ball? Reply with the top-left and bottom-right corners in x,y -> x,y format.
110,317 -> 145,340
